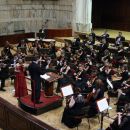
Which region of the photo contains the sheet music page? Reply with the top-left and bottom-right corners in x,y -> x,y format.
61,85 -> 74,97
97,98 -> 109,112
107,78 -> 113,89
40,74 -> 50,80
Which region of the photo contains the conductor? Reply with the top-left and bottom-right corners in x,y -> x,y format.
28,57 -> 43,104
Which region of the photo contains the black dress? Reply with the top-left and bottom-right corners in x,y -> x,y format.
61,95 -> 85,128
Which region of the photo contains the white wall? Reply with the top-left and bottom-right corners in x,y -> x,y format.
0,0 -> 72,35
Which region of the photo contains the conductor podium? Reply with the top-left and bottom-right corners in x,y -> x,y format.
18,72 -> 63,115
40,72 -> 61,97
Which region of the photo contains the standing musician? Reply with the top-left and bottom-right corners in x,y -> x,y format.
0,62 -> 9,91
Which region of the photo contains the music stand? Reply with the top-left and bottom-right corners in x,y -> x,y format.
61,84 -> 74,97
97,98 -> 109,130
106,78 -> 113,90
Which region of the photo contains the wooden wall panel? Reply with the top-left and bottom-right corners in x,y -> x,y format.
0,105 -> 5,128
46,28 -> 72,39
0,29 -> 72,47
0,33 -> 35,47
92,0 -> 130,31
0,97 -> 57,130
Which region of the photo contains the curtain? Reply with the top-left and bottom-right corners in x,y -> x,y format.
72,0 -> 92,33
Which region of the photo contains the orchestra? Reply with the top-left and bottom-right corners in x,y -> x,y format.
1,30 -> 130,129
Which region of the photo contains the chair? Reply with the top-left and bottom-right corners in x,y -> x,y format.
81,106 -> 100,129
85,113 -> 100,129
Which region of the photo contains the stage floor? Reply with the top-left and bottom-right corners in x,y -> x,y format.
0,29 -> 122,129
0,79 -> 118,130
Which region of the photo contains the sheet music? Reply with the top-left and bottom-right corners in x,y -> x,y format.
61,85 -> 74,97
97,98 -> 109,112
107,78 -> 113,89
40,74 -> 50,80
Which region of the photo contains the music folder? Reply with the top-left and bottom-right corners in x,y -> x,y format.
61,84 -> 74,97
97,98 -> 109,112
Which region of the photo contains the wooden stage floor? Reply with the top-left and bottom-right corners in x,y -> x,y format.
0,28 -> 124,130
0,79 -> 118,130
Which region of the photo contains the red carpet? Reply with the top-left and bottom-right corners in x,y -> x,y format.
20,91 -> 63,108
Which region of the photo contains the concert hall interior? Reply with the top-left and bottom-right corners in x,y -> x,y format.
1,0 -> 130,130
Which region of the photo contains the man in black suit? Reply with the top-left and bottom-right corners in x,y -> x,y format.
0,63 -> 9,91
39,25 -> 47,39
28,57 -> 43,104
115,32 -> 125,46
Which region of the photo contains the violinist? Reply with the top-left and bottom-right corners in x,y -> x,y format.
74,64 -> 86,91
107,103 -> 130,130
61,87 -> 85,128
56,61 -> 71,93
99,63 -> 114,90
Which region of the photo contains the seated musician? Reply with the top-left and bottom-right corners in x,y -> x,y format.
1,41 -> 13,64
97,38 -> 109,63
107,103 -> 130,130
83,78 -> 105,117
56,61 -> 72,92
61,88 -> 86,128
88,29 -> 96,44
87,32 -> 95,45
64,46 -> 72,62
74,64 -> 87,90
71,38 -> 80,52
78,49 -> 86,62
113,65 -> 129,91
49,42 -> 56,58
17,40 -> 26,49
116,45 -> 126,68
98,63 -> 113,90
101,30 -> 109,42
115,32 -> 125,46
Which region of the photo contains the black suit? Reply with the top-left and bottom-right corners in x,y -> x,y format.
0,64 -> 9,90
28,61 -> 42,103
115,36 -> 125,45
38,29 -> 47,39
